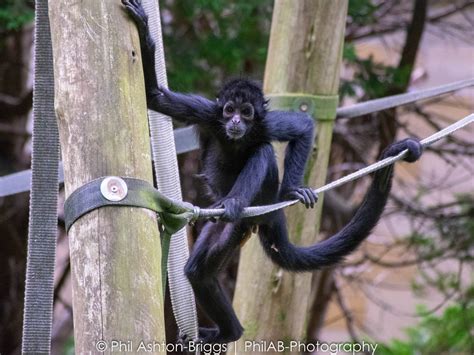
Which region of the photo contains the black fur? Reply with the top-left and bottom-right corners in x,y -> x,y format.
123,0 -> 423,344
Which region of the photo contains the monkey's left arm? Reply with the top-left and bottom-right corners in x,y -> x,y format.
265,111 -> 317,208
217,144 -> 274,221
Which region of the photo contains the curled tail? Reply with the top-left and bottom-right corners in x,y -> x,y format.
258,138 -> 422,271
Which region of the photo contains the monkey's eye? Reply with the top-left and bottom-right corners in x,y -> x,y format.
240,104 -> 254,119
223,102 -> 235,116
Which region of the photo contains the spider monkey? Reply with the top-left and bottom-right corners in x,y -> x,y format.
123,0 -> 423,344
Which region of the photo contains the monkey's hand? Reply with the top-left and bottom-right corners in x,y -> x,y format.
122,0 -> 148,37
381,138 -> 423,162
149,86 -> 177,110
282,187 -> 318,208
156,85 -> 170,97
214,198 -> 245,222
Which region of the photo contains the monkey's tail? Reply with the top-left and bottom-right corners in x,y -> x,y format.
258,170 -> 392,271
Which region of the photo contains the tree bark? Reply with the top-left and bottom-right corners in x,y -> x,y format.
49,1 -> 165,353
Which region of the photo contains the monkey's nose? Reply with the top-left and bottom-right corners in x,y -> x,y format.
232,117 -> 241,125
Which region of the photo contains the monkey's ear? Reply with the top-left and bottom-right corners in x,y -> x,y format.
216,97 -> 219,103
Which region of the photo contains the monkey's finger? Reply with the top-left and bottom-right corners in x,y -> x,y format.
126,7 -> 146,23
123,5 -> 140,20
122,2 -> 147,23
298,188 -> 312,208
157,85 -> 169,96
220,210 -> 233,222
290,191 -> 306,205
306,189 -> 318,208
128,0 -> 142,8
302,188 -> 314,208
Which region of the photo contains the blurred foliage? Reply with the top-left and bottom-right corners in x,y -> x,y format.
341,39 -> 413,100
342,56 -> 412,98
0,0 -> 407,100
160,0 -> 411,100
347,0 -> 378,26
407,194 -> 474,296
160,0 -> 273,95
161,0 -> 404,98
377,301 -> 474,355
63,337 -> 74,355
0,0 -> 33,33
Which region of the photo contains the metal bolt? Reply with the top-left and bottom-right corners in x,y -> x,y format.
300,103 -> 308,112
100,176 -> 128,201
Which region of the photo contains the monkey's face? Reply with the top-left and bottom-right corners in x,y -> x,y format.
222,100 -> 255,140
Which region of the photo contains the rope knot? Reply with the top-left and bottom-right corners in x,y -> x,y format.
189,206 -> 200,226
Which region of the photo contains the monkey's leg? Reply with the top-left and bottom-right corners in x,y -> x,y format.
185,221 -> 247,344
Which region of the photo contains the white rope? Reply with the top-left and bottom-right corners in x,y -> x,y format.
197,113 -> 474,219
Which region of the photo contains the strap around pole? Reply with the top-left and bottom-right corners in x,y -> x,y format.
268,93 -> 339,121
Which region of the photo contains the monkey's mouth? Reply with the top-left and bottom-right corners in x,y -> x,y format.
227,128 -> 245,140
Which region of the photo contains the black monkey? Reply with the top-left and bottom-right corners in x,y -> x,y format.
123,0 -> 423,344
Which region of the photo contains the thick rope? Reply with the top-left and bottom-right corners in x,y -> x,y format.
142,0 -> 198,341
22,0 -> 60,353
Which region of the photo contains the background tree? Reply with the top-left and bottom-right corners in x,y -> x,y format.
0,1 -> 33,354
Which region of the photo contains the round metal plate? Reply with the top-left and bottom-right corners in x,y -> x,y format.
100,176 -> 128,201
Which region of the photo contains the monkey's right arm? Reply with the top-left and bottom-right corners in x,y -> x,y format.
123,0 -> 218,124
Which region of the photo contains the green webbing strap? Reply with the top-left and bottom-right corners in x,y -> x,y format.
267,93 -> 339,121
64,177 -> 193,234
22,0 -> 60,353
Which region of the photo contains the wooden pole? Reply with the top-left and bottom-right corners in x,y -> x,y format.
232,0 -> 347,348
49,1 -> 165,352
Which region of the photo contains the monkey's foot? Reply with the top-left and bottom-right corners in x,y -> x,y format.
212,197 -> 245,222
122,0 -> 148,35
195,327 -> 241,344
382,138 -> 423,162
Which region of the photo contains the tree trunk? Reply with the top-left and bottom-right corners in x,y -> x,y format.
232,0 -> 347,349
49,1 -> 165,353
307,0 -> 428,341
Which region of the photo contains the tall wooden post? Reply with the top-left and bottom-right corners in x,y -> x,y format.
232,0 -> 347,348
49,1 -> 165,352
